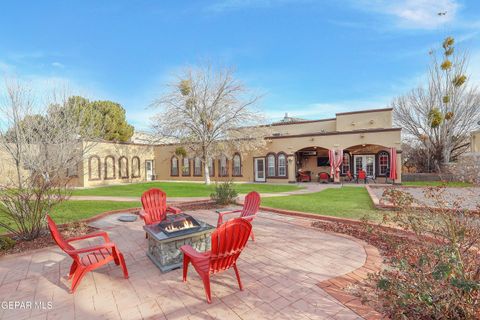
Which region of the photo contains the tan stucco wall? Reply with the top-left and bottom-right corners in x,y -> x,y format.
82,141 -> 155,187
155,128 -> 402,183
0,147 -> 24,187
336,109 -> 393,132
271,120 -> 336,135
153,145 -> 254,183
471,131 -> 480,153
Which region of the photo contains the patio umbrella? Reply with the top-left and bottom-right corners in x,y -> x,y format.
328,149 -> 343,179
389,147 -> 397,182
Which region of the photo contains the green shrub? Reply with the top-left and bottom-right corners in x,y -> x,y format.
210,181 -> 238,205
0,236 -> 16,251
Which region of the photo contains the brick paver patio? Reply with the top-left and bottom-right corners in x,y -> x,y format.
0,209 -> 367,320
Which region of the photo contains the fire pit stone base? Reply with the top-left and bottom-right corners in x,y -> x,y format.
147,232 -> 211,272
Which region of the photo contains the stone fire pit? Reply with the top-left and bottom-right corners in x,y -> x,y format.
143,213 -> 215,272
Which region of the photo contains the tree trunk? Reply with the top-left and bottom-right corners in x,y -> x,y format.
203,158 -> 211,185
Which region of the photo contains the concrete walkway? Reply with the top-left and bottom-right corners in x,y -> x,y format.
0,209 -> 367,319
69,183 -> 340,203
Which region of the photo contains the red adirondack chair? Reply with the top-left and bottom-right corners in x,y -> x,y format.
46,215 -> 129,293
180,218 -> 252,303
139,188 -> 181,225
357,170 -> 367,184
216,191 -> 260,241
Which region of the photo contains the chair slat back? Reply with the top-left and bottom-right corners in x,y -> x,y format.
358,170 -> 367,179
141,188 -> 168,223
240,191 -> 260,219
210,218 -> 252,274
46,215 -> 77,257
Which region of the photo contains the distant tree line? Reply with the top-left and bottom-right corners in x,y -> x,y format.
5,96 -> 134,143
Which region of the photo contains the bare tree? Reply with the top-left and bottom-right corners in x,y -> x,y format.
0,79 -> 100,240
393,36 -> 480,171
151,65 -> 270,184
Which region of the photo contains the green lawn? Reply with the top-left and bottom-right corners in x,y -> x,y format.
71,181 -> 301,198
261,187 -> 382,220
0,200 -> 140,234
402,181 -> 474,187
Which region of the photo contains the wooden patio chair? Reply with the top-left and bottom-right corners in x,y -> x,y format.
139,188 -> 181,225
180,218 -> 252,303
216,191 -> 260,241
297,170 -> 311,182
318,172 -> 330,183
46,215 -> 129,293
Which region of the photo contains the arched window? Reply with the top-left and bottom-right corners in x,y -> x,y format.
267,153 -> 276,177
277,153 -> 287,177
131,156 -> 141,178
341,153 -> 351,175
104,156 -> 116,180
88,155 -> 101,181
232,153 -> 242,176
219,155 -> 228,177
171,156 -> 179,176
208,158 -> 214,177
194,157 -> 202,176
182,157 -> 190,176
118,156 -> 129,179
378,151 -> 390,176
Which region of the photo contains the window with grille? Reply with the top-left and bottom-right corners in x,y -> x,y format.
341,153 -> 350,175
194,157 -> 202,176
233,154 -> 241,176
277,154 -> 287,177
378,151 -> 389,176
171,157 -> 179,176
267,154 -> 276,177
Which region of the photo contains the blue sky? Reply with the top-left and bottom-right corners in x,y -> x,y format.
1,0 -> 479,130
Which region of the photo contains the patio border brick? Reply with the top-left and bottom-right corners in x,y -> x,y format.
314,232 -> 386,320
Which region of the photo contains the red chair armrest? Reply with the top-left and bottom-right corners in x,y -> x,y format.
216,210 -> 242,226
180,245 -> 210,261
217,209 -> 242,216
67,242 -> 116,255
66,231 -> 110,243
167,206 -> 182,214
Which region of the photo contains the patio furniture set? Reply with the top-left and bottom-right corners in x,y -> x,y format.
46,188 -> 261,304
297,169 -> 379,184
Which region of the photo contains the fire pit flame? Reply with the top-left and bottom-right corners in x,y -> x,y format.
164,219 -> 196,233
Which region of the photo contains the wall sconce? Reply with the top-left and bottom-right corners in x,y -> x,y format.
288,157 -> 293,164
351,121 -> 356,126
369,119 -> 375,124
360,134 -> 365,138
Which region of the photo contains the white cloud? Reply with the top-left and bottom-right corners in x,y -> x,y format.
51,62 -> 65,68
351,0 -> 459,29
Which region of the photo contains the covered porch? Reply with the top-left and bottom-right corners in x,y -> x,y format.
294,144 -> 400,184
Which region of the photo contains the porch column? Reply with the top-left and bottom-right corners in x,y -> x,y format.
287,155 -> 296,183
395,152 -> 402,184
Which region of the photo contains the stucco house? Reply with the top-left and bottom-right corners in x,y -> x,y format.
0,107 -> 403,187
82,107 -> 402,186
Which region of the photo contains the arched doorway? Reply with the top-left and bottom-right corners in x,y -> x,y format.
343,144 -> 392,182
295,146 -> 330,182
